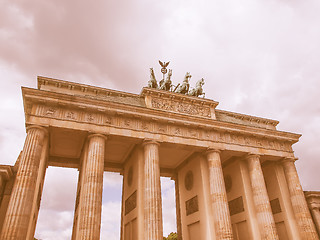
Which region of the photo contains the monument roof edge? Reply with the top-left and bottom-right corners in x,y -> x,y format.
22,87 -> 301,143
215,109 -> 280,126
37,76 -> 140,98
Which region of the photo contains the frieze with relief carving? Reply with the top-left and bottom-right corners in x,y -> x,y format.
151,98 -> 211,118
34,104 -> 293,153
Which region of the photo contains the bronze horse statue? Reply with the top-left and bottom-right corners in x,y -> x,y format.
175,72 -> 191,94
189,78 -> 205,97
159,69 -> 172,91
148,68 -> 158,89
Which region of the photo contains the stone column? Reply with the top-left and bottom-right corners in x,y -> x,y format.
206,149 -> 233,240
77,134 -> 106,240
282,158 -> 319,239
309,204 -> 320,236
0,125 -> 48,240
143,140 -> 163,240
172,174 -> 182,240
246,154 -> 279,240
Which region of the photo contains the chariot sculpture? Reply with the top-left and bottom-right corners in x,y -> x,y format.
188,78 -> 205,98
147,61 -> 205,98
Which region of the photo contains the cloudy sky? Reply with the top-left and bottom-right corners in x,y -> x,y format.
1,0 -> 320,239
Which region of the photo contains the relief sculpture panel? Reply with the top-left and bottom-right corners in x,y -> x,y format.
125,191 -> 137,215
186,195 -> 199,216
151,98 -> 211,118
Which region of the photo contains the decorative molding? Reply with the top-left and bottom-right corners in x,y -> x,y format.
37,76 -> 139,99
32,104 -> 294,153
141,87 -> 218,120
151,97 -> 211,118
216,109 -> 279,130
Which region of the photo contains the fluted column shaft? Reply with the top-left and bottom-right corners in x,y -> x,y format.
310,205 -> 320,236
1,125 -> 48,240
246,154 -> 279,240
282,158 -> 319,239
173,175 -> 182,240
206,149 -> 233,240
78,134 -> 106,240
143,140 -> 163,240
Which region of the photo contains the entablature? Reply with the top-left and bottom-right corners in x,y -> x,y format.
37,76 -> 280,130
22,85 -> 301,159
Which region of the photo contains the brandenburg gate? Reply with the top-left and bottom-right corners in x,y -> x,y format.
0,74 -> 319,239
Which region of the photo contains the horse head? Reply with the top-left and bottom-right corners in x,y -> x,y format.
184,72 -> 192,82
150,68 -> 155,76
197,78 -> 204,87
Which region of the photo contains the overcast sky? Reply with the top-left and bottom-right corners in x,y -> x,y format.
1,0 -> 320,239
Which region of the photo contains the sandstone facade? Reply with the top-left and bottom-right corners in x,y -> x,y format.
0,76 -> 319,239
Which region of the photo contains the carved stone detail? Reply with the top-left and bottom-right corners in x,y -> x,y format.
125,191 -> 137,215
35,104 -> 293,153
270,198 -> 282,214
228,196 -> 244,216
151,98 -> 211,118
186,195 -> 199,216
184,171 -> 194,191
45,107 -> 56,116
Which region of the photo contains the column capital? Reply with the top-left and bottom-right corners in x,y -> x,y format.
142,139 -> 160,147
281,157 -> 298,164
87,133 -> 108,141
205,148 -> 221,155
26,125 -> 48,135
245,153 -> 260,160
309,203 -> 320,211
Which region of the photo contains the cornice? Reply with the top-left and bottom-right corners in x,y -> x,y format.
37,76 -> 139,98
37,77 -> 281,130
215,109 -> 279,128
